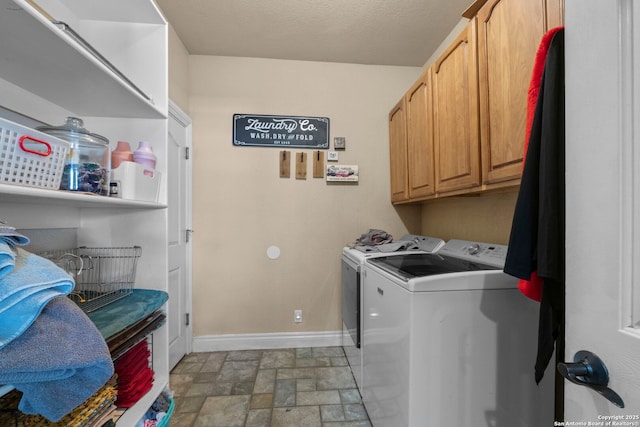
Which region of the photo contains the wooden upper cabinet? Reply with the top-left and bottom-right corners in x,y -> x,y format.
389,0 -> 565,203
389,98 -> 409,203
432,20 -> 481,194
405,68 -> 435,199
477,0 -> 563,185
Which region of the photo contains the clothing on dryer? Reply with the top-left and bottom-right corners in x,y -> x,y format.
354,229 -> 393,246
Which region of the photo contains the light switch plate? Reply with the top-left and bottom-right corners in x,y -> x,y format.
327,151 -> 339,161
334,137 -> 346,150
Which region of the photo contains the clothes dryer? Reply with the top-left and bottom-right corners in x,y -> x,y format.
361,240 -> 553,427
341,235 -> 445,392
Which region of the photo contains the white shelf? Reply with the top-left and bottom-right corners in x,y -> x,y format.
0,0 -> 166,119
0,0 -> 170,424
115,376 -> 169,426
0,378 -> 168,424
0,380 -> 169,424
0,184 -> 167,209
41,0 -> 166,24
0,377 -> 168,422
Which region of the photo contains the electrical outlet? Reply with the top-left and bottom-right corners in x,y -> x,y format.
294,309 -> 303,323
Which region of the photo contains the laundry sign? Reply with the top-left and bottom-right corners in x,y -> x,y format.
233,114 -> 330,149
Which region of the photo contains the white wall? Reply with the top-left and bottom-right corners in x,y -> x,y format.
173,15 -> 520,342
188,55 -> 422,337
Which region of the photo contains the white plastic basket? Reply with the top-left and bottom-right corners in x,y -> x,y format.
0,118 -> 70,190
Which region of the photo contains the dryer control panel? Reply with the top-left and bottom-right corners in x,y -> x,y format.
438,239 -> 509,268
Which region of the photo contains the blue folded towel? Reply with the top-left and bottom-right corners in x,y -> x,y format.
0,219 -> 30,246
0,241 -> 16,280
0,248 -> 74,349
0,296 -> 114,422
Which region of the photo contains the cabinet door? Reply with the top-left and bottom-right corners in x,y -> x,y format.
389,98 -> 409,203
477,0 -> 564,184
406,69 -> 435,199
477,0 -> 559,185
546,0 -> 565,29
433,21 -> 481,194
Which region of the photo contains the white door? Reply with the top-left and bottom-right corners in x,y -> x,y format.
564,0 -> 640,417
167,101 -> 193,370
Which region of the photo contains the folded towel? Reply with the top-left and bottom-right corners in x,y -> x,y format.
0,248 -> 74,349
0,296 -> 114,422
115,339 -> 154,407
0,241 -> 16,280
0,219 -> 30,246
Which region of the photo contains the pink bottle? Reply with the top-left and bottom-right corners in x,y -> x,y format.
111,141 -> 134,169
133,141 -> 156,169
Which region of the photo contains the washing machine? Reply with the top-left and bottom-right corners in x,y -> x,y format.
361,239 -> 554,427
341,235 -> 445,392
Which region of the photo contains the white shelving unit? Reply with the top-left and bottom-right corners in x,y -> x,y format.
0,0 -> 169,425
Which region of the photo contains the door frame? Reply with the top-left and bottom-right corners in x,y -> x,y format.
169,99 -> 193,357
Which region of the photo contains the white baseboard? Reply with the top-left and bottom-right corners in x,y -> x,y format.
192,330 -> 343,353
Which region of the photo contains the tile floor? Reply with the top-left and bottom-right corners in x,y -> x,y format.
170,347 -> 372,427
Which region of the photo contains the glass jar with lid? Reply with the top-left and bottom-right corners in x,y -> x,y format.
37,117 -> 111,195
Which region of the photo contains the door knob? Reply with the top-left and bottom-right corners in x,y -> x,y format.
557,350 -> 624,408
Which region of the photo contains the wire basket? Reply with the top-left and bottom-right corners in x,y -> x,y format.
39,246 -> 142,312
0,117 -> 70,189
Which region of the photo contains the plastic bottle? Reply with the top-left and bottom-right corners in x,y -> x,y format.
133,141 -> 156,169
112,141 -> 134,169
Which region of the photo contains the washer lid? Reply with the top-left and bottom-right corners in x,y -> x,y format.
366,253 -> 499,281
342,235 -> 445,265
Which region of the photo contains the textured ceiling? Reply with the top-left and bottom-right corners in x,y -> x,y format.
155,0 -> 472,67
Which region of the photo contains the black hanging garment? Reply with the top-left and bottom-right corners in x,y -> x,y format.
504,29 -> 565,384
